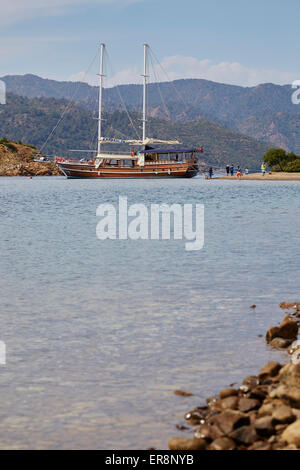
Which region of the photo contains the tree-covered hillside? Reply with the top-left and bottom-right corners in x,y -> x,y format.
2,74 -> 300,152
0,93 -> 269,169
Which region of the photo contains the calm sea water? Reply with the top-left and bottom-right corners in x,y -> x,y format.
0,176 -> 299,449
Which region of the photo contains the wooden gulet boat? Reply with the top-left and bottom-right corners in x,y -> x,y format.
57,44 -> 202,179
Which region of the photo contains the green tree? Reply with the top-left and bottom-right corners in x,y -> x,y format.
263,148 -> 289,171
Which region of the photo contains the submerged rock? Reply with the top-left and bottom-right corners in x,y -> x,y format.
174,390 -> 194,397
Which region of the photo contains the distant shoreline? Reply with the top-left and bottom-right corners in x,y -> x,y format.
216,172 -> 300,181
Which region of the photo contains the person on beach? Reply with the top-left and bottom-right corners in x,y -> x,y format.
226,165 -> 230,176
245,168 -> 249,175
237,170 -> 242,180
261,162 -> 266,176
208,167 -> 213,179
230,165 -> 234,176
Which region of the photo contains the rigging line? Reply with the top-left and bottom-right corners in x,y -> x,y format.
149,47 -> 190,118
89,122 -> 99,153
104,50 -> 141,140
148,51 -> 182,143
148,52 -> 171,121
39,50 -> 99,154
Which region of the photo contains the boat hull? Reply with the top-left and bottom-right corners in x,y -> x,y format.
57,162 -> 199,179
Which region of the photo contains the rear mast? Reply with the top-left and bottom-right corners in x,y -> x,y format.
142,43 -> 149,144
97,43 -> 105,158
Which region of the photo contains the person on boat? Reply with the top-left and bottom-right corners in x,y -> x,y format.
226,165 -> 230,176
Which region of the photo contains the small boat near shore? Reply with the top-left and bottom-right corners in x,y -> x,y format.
57,44 -> 202,179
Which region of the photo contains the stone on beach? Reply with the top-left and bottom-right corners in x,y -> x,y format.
242,376 -> 258,388
270,338 -> 293,349
248,441 -> 272,450
249,385 -> 269,401
168,437 -> 207,451
194,424 -> 214,441
219,388 -> 239,399
266,316 -> 298,344
220,396 -> 239,411
272,405 -> 295,424
211,410 -> 250,435
270,363 -> 300,408
254,416 -> 275,437
209,437 -> 236,450
184,408 -> 208,425
280,302 -> 300,310
282,420 -> 300,447
278,316 -> 299,340
258,361 -> 283,382
170,307 -> 300,451
238,398 -> 261,413
229,425 -> 257,446
266,326 -> 280,343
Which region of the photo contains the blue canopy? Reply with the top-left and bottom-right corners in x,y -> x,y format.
139,148 -> 199,154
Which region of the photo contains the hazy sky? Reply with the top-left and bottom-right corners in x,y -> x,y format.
0,0 -> 299,87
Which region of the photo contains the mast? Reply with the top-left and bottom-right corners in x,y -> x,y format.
97,43 -> 105,157
142,43 -> 149,143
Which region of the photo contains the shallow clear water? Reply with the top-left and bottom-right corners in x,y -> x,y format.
0,176 -> 299,449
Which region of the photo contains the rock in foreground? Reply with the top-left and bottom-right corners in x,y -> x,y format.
169,306 -> 300,451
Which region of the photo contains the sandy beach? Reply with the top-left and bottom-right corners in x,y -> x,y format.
217,173 -> 300,181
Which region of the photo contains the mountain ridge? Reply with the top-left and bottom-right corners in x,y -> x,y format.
2,73 -> 299,153
0,92 -> 269,169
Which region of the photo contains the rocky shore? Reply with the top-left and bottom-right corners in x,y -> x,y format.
0,140 -> 61,176
169,302 -> 300,451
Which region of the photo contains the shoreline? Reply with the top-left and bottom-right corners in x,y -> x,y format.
216,172 -> 300,181
0,162 -> 61,177
169,302 -> 300,451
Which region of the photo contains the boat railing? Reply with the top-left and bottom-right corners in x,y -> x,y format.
147,160 -> 189,164
101,151 -> 132,156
